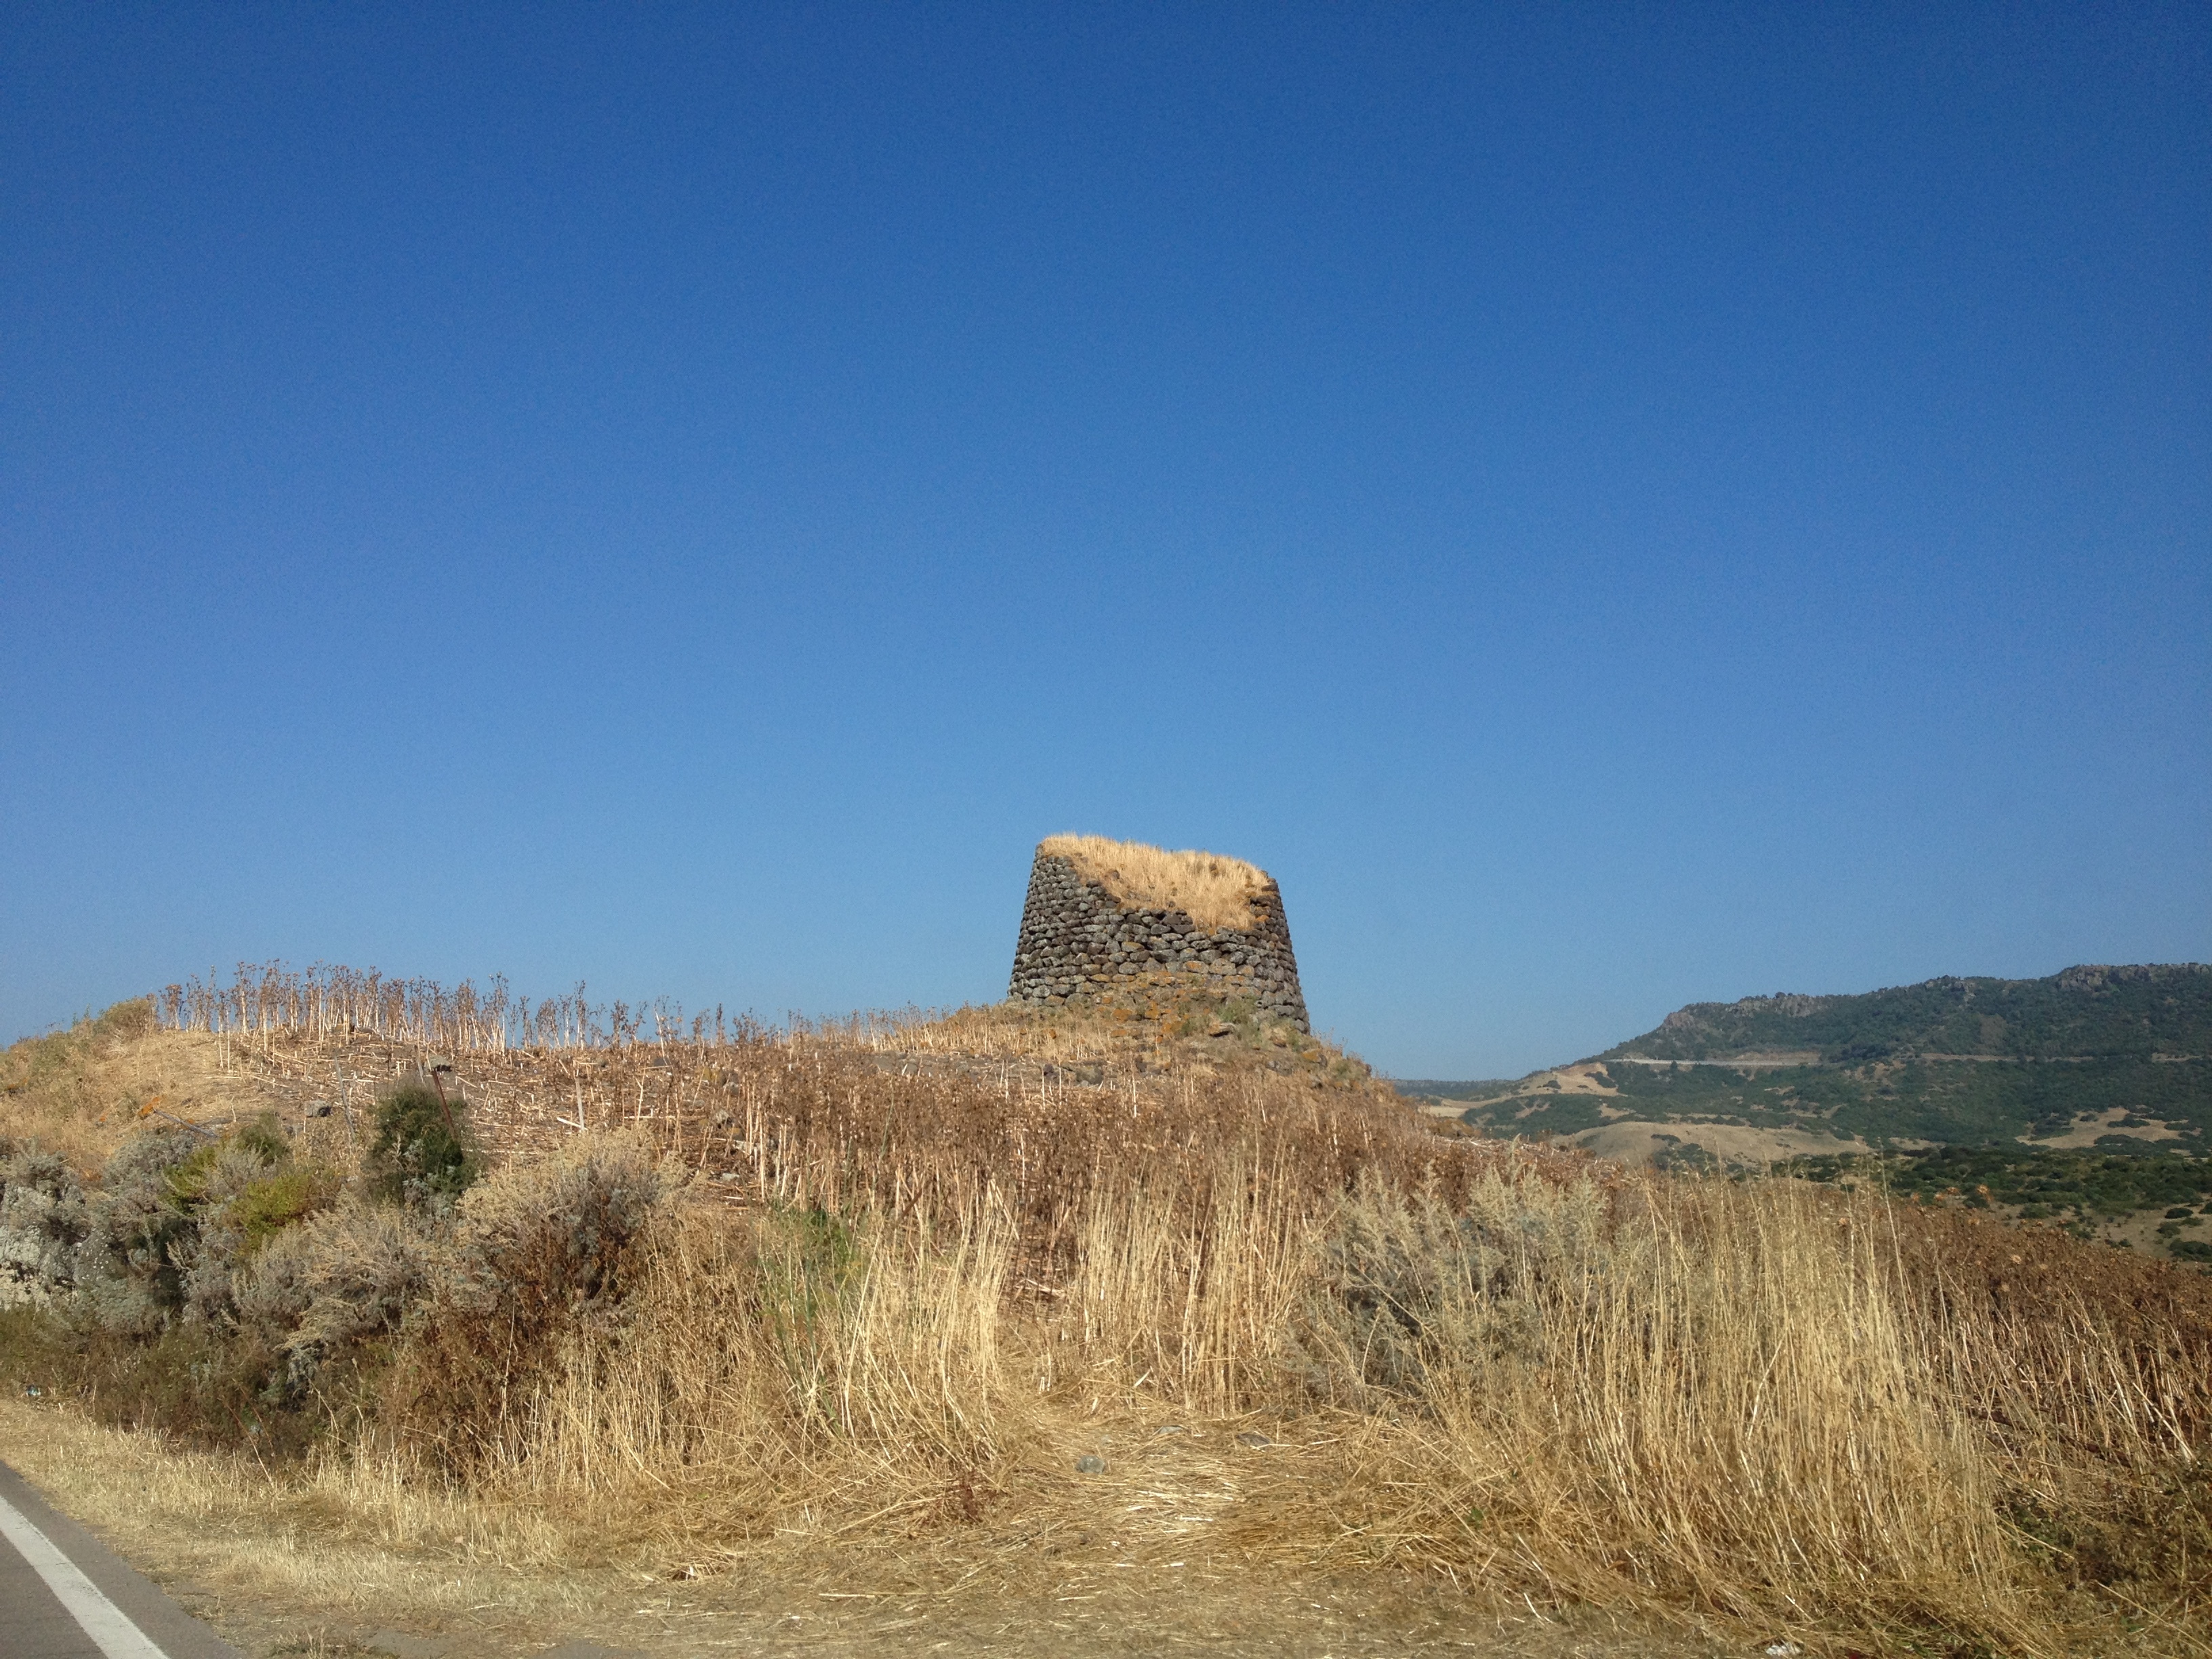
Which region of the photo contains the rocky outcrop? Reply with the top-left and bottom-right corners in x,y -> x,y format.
0,1146 -> 87,1309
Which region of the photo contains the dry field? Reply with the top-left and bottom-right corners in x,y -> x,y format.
3,968 -> 2211,1658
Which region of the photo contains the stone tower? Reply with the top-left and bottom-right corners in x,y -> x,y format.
1007,835 -> 1309,1031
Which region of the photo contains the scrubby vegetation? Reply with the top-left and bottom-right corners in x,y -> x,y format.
362,1082 -> 480,1208
1607,964 -> 2212,1065
1416,964 -> 2212,1157
4,970 -> 2212,1654
1783,1145 -> 2212,1224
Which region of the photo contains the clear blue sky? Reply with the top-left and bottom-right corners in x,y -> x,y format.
3,4 -> 2206,1077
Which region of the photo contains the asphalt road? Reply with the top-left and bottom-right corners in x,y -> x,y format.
0,1460 -> 237,1659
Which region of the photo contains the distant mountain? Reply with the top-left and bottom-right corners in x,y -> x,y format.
1401,964 -> 2212,1158
1605,963 -> 2212,1066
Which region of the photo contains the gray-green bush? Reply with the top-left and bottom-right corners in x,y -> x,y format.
364,1084 -> 480,1210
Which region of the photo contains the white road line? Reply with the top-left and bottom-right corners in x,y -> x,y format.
0,1488 -> 171,1659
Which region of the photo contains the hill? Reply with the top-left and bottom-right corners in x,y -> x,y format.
1401,964 -> 2212,1253
1604,962 -> 2212,1065
10,970 -> 2212,1653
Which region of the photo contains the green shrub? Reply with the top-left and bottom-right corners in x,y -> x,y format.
78,1129 -> 203,1330
363,1084 -> 479,1209
236,1195 -> 438,1404
230,1168 -> 339,1254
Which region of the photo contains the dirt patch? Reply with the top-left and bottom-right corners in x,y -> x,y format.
2029,1107 -> 2189,1149
1567,1122 -> 1875,1167
1520,1063 -> 1619,1098
1606,1054 -> 1824,1070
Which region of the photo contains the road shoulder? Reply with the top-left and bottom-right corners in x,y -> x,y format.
0,1458 -> 240,1659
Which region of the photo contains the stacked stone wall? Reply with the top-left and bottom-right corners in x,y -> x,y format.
1007,851 -> 1309,1030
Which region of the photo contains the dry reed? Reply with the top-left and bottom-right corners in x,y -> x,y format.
350,1150 -> 2212,1651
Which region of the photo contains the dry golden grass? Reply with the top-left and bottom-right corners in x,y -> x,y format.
0,1002 -> 280,1170
9,977 -> 2212,1655
1040,833 -> 1271,931
441,1167 -> 2188,1649
0,1401 -> 580,1639
0,1398 -> 1713,1659
14,1153 -> 2206,1655
91,998 -> 1456,1263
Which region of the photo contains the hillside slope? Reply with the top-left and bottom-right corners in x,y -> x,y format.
1406,962 -> 2212,1159
1608,962 -> 2212,1064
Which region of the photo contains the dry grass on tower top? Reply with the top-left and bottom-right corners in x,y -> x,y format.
1040,833 -> 1270,931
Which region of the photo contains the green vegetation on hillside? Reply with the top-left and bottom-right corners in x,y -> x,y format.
1781,1145 -> 2212,1223
1604,962 -> 2212,1064
1412,1054 -> 2212,1145
1401,965 -> 2212,1153
1748,1054 -> 2173,1141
